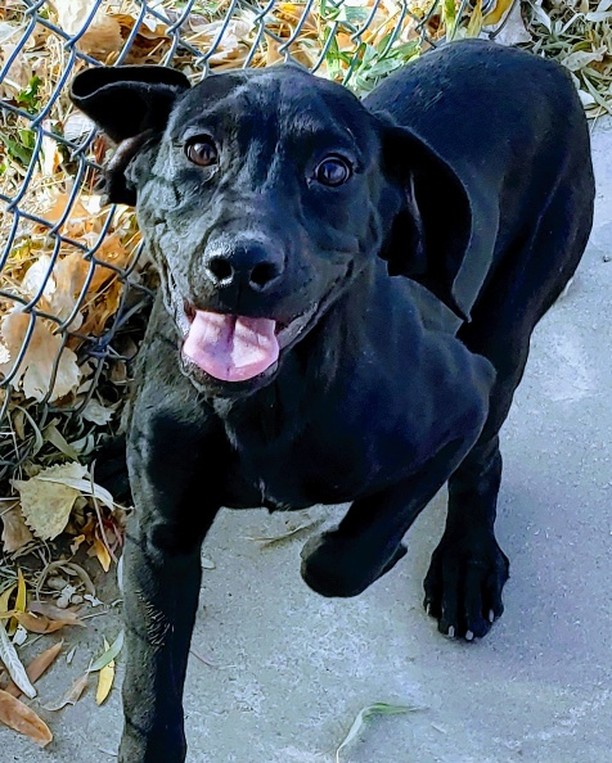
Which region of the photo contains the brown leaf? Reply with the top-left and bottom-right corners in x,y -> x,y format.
44,672 -> 88,711
14,612 -> 66,634
5,641 -> 64,698
1,503 -> 33,553
0,688 -> 53,746
28,602 -> 85,627
0,311 -> 81,403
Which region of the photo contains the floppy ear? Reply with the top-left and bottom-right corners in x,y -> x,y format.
70,66 -> 190,205
378,123 -> 493,322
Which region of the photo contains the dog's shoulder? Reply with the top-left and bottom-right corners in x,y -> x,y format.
364,39 -> 584,154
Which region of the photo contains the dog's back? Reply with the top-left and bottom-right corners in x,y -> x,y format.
366,39 -> 594,316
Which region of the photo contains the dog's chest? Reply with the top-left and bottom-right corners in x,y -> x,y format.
216,392 -> 416,511
220,422 -> 366,509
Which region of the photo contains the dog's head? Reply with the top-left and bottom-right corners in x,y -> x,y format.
71,64 -> 471,393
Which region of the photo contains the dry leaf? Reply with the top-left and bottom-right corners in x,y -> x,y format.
562,46 -> 607,72
45,672 -> 88,711
0,585 -> 15,618
11,462 -> 86,540
15,569 -> 26,614
21,254 -> 84,331
95,638 -> 114,705
0,623 -> 36,699
28,601 -> 85,628
81,398 -> 114,425
53,0 -> 122,56
0,43 -> 33,98
10,568 -> 27,635
14,612 -> 67,634
0,311 -> 81,403
335,702 -> 422,763
5,641 -> 64,698
1,503 -> 33,553
36,471 -> 115,512
96,660 -> 114,705
0,689 -> 52,747
88,537 -> 111,572
485,0 -> 531,45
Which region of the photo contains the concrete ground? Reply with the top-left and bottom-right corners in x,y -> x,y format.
3,121 -> 611,763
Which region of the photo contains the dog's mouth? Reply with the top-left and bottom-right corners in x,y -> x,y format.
180,303 -> 317,383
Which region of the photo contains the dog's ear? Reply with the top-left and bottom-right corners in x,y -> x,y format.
70,66 -> 190,204
378,121 -> 494,322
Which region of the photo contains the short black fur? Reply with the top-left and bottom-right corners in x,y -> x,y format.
71,39 -> 595,762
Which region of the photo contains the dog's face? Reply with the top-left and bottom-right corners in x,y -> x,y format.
71,64 -> 472,393
133,69 -> 392,391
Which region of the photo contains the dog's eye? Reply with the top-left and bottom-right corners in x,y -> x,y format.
185,137 -> 218,167
314,156 -> 352,187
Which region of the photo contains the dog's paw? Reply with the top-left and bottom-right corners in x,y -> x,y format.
423,532 -> 509,640
300,532 -> 407,598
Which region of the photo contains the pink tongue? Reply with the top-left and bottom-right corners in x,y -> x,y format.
182,310 -> 279,382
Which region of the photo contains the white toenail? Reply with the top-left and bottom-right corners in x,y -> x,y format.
465,630 -> 474,641
447,626 -> 455,638
488,609 -> 495,623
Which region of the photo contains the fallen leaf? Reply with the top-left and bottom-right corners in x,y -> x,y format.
9,568 -> 27,635
88,537 -> 111,572
1,503 -> 33,553
53,0 -> 123,56
43,422 -> 80,460
89,630 -> 124,673
15,569 -> 26,614
20,254 -> 85,331
14,612 -> 67,634
562,46 -> 607,72
45,672 -> 88,711
5,641 -> 64,698
28,601 -> 85,627
335,702 -> 423,763
0,311 -> 81,403
0,623 -> 36,699
0,585 -> 16,615
12,625 -> 27,646
246,518 -> 323,548
0,43 -> 33,98
485,0 -> 531,45
11,463 -> 86,540
95,638 -> 114,705
36,467 -> 115,511
81,398 -> 114,425
0,688 -> 52,746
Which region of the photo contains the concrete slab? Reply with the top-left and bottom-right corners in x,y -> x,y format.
3,119 -> 611,763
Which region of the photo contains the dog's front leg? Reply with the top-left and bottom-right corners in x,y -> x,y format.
301,438 -> 474,599
118,401 -> 222,763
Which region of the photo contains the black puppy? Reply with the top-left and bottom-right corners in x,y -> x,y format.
71,39 -> 594,762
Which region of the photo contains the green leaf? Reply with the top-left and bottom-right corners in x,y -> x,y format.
88,630 -> 124,673
335,702 -> 424,763
16,75 -> 43,115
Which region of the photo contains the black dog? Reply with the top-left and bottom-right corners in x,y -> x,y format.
71,39 -> 594,762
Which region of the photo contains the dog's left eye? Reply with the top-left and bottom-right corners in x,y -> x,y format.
314,156 -> 352,187
185,137 -> 218,167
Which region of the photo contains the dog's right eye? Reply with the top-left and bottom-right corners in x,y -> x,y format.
185,138 -> 218,167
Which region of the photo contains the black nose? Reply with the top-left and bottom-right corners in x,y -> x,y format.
205,240 -> 284,293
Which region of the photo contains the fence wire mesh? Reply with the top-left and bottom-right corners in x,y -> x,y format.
0,0 -> 608,490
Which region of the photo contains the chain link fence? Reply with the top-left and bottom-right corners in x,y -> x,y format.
0,0 -> 606,491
